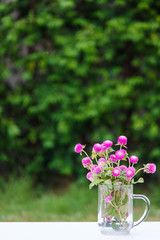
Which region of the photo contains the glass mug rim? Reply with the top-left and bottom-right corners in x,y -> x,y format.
99,184 -> 133,186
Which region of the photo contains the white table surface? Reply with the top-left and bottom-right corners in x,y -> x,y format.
0,222 -> 159,240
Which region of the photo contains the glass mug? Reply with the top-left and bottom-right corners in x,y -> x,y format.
98,184 -> 150,235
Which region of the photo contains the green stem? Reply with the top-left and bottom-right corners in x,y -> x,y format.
105,151 -> 111,167
126,156 -> 130,167
106,149 -> 109,160
128,166 -> 144,185
118,146 -> 122,168
117,209 -> 124,228
118,160 -> 120,168
110,201 -> 124,228
95,156 -> 98,165
82,150 -> 92,162
134,167 -> 145,177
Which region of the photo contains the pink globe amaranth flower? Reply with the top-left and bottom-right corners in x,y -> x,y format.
93,166 -> 102,174
98,158 -> 106,168
81,157 -> 92,168
109,154 -> 117,162
119,165 -> 127,171
121,149 -> 126,154
129,155 -> 139,163
115,150 -> 126,160
118,135 -> 127,145
112,167 -> 121,177
86,171 -> 94,181
93,143 -> 102,153
98,158 -> 106,163
101,140 -> 113,151
74,143 -> 83,153
126,167 -> 135,178
91,164 -> 98,171
145,163 -> 156,174
105,196 -> 113,203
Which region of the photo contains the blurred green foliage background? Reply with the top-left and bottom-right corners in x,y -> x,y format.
0,0 -> 160,221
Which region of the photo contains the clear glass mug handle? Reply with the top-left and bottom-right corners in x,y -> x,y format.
132,194 -> 150,227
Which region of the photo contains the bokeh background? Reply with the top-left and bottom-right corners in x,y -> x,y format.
0,0 -> 160,221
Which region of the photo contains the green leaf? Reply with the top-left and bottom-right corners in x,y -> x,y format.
108,147 -> 115,153
112,221 -> 120,231
104,167 -> 114,171
104,179 -> 112,186
132,177 -> 144,184
89,178 -> 104,189
121,194 -> 128,206
91,152 -> 97,159
89,182 -> 96,189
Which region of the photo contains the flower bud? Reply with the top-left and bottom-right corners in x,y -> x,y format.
93,143 -> 102,153
98,158 -> 106,168
101,140 -> 113,151
81,157 -> 92,168
86,172 -> 94,181
115,150 -> 126,160
109,154 -> 117,162
129,155 -> 139,163
93,166 -> 102,174
112,167 -> 121,177
126,167 -> 135,178
145,163 -> 156,174
118,135 -> 127,145
119,165 -> 127,171
74,143 -> 83,153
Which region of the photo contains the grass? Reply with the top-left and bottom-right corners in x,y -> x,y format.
0,177 -> 159,222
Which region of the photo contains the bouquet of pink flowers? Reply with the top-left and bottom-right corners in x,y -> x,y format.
74,136 -> 156,189
75,136 -> 156,232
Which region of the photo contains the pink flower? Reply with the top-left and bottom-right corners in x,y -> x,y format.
121,149 -> 126,154
126,167 -> 135,178
98,158 -> 106,163
82,157 -> 92,168
105,196 -> 113,203
109,154 -> 117,162
112,167 -> 121,177
91,164 -> 98,171
118,135 -> 127,145
98,158 -> 106,167
93,143 -> 102,153
93,166 -> 102,174
119,165 -> 127,171
74,143 -> 83,153
115,150 -> 126,160
101,140 -> 113,151
129,155 -> 139,163
145,163 -> 156,174
86,172 -> 94,181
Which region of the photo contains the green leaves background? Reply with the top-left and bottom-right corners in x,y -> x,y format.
0,0 -> 160,182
